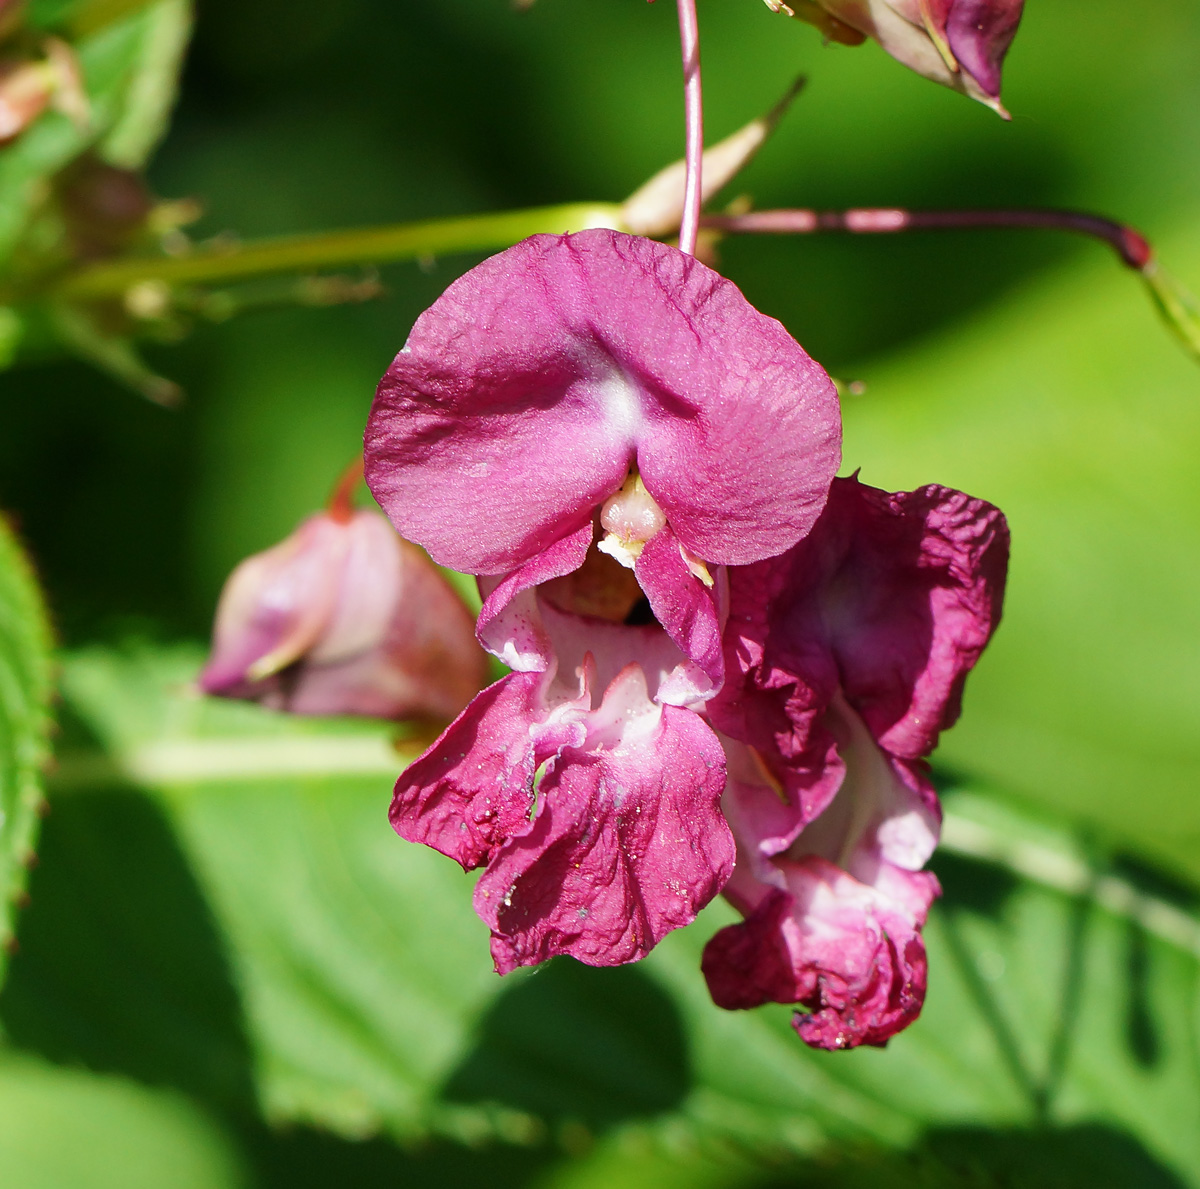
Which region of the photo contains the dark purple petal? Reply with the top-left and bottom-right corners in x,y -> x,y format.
822,479 -> 1009,758
945,0 -> 1025,100
365,230 -> 840,574
712,476 -> 1008,774
477,679 -> 732,973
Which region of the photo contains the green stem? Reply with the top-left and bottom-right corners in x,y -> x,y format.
51,203 -> 626,301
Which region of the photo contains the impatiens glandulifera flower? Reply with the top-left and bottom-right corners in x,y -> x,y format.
776,0 -> 1025,116
199,492 -> 488,722
365,228 -> 842,973
702,475 -> 1009,1048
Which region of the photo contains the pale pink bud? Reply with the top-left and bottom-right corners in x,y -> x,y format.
200,509 -> 489,722
0,37 -> 88,144
0,58 -> 53,142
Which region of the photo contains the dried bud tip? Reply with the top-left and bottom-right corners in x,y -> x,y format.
621,78 -> 807,238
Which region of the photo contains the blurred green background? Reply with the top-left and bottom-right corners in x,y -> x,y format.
1,0 -> 1200,1185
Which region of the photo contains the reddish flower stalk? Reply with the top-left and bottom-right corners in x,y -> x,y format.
326,455 -> 366,524
675,0 -> 704,257
701,207 -> 1154,271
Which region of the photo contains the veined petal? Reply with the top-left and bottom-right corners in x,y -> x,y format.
365,230 -> 840,575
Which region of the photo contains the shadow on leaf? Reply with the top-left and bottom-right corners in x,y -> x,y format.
441,956 -> 691,1132
757,1123 -> 1187,1189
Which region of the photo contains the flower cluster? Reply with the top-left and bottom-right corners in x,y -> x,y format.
361,228 -> 1009,1047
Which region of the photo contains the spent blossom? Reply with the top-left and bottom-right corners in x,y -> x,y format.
365,228 -> 842,974
703,475 -> 1009,1048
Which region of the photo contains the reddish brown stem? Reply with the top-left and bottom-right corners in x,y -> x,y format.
326,456 -> 365,523
701,208 -> 1154,270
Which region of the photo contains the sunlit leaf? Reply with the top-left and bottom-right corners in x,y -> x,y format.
2,645 -> 1195,1188
0,1052 -> 244,1189
0,516 -> 52,986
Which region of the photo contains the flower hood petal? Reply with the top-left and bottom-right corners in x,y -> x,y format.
365,229 -> 841,575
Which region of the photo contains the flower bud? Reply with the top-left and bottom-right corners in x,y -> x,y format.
0,58 -> 53,142
0,37 -> 88,144
777,0 -> 1024,116
200,509 -> 489,722
621,78 -> 805,238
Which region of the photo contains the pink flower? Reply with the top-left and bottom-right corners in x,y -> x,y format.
783,0 -> 1025,115
702,476 -> 1009,1048
199,507 -> 488,722
365,229 -> 842,973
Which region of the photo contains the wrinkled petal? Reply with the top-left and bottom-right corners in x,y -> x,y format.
820,480 -> 1009,759
711,476 -> 1008,782
390,670 -> 588,871
702,856 -> 939,1049
477,667 -> 732,972
365,229 -> 840,574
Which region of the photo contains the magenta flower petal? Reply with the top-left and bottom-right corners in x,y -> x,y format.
702,476 -> 1007,1049
818,479 -> 1009,759
476,667 -> 733,973
702,857 -> 938,1050
365,230 -> 840,575
390,671 -> 588,871
633,524 -> 725,696
944,0 -> 1025,100
711,475 -> 1009,793
476,523 -> 594,673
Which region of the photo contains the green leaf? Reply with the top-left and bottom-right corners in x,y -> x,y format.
97,0 -> 192,170
0,516 -> 53,985
0,0 -> 194,271
5,644 -> 1196,1187
0,1053 -> 244,1189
